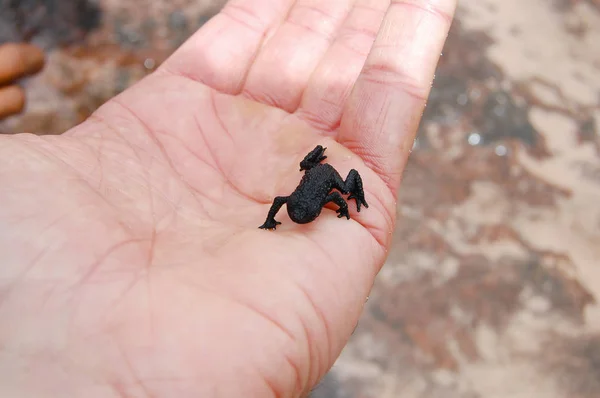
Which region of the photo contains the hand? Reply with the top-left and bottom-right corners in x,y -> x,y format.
0,43 -> 45,119
0,1 -> 456,397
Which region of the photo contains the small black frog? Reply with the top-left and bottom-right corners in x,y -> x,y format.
259,145 -> 368,230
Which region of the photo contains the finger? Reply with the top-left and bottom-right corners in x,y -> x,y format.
0,85 -> 26,119
338,0 -> 457,192
159,0 -> 295,94
294,0 -> 388,132
240,0 -> 354,112
0,43 -> 45,86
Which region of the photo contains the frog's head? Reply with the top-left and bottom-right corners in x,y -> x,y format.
300,145 -> 327,171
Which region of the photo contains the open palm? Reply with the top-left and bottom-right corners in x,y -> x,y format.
0,0 -> 455,397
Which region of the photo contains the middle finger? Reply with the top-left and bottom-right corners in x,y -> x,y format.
241,0 -> 355,112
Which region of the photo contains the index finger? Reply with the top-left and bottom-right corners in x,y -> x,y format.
338,0 -> 457,193
0,43 -> 45,86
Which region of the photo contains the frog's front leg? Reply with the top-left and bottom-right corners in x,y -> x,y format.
333,169 -> 369,212
325,192 -> 350,219
259,196 -> 288,229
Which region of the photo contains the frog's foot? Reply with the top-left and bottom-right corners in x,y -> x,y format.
344,169 -> 369,212
259,219 -> 282,230
336,206 -> 350,220
259,196 -> 288,230
326,192 -> 350,220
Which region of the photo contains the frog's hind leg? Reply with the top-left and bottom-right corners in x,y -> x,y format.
259,196 -> 288,230
333,169 -> 369,212
325,192 -> 350,219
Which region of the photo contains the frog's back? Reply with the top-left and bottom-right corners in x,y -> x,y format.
296,164 -> 335,195
286,164 -> 336,223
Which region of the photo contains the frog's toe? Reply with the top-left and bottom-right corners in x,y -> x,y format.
336,207 -> 350,220
259,219 -> 282,230
348,193 -> 368,212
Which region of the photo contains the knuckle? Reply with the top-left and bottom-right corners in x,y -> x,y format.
360,61 -> 429,101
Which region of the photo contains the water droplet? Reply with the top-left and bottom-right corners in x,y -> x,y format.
412,138 -> 419,151
144,58 -> 156,70
467,132 -> 482,146
495,145 -> 508,156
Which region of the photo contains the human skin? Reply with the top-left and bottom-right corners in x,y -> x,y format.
0,0 -> 457,397
0,43 -> 45,119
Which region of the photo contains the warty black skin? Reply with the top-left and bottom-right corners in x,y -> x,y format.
259,145 -> 369,230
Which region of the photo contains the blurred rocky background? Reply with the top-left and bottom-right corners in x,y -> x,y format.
1,0 -> 599,397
